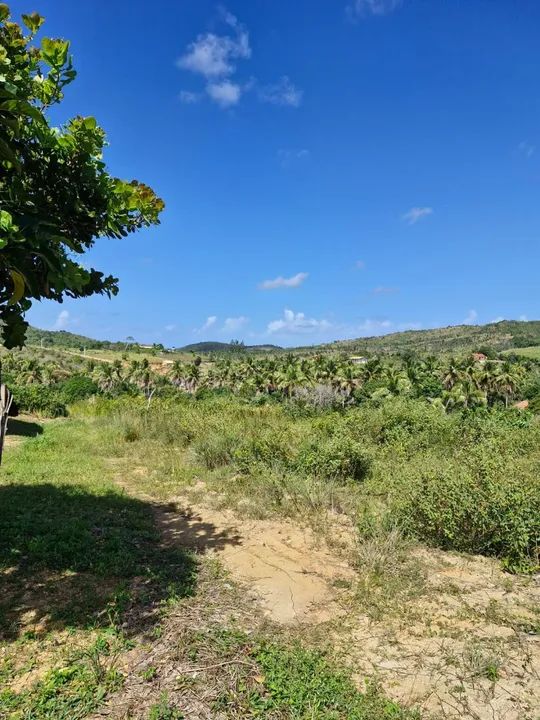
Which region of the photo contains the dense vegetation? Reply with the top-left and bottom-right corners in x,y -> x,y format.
21,318 -> 540,357
319,320 -> 540,355
2,343 -> 539,573
0,6 -> 163,346
0,416 -> 419,719
25,326 -> 131,351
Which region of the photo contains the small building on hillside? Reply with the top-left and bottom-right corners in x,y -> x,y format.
350,356 -> 368,365
472,352 -> 487,363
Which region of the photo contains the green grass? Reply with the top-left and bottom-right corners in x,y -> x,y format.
0,419 -> 196,718
170,627 -> 419,719
0,419 -> 196,638
1,413 -> 420,720
502,345 -> 540,359
79,394 -> 540,572
248,640 -> 417,719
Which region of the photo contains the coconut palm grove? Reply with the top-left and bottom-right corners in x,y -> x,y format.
1,4 -> 539,720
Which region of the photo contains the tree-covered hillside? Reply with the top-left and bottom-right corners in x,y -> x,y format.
179,341 -> 282,353
14,319 -> 540,356
320,320 -> 540,356
25,326 -> 125,351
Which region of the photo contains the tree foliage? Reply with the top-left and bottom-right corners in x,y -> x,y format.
0,5 -> 164,347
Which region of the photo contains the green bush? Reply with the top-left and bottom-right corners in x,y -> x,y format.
11,385 -> 67,418
296,434 -> 371,482
57,375 -> 98,404
336,399 -> 454,457
234,432 -> 293,474
193,431 -> 238,469
396,458 -> 540,573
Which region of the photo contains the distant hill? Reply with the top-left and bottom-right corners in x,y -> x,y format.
25,326 -> 126,351
321,320 -> 540,356
21,328 -> 281,354
179,341 -> 282,353
14,320 -> 540,357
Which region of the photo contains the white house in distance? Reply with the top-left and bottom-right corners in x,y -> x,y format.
350,356 -> 368,365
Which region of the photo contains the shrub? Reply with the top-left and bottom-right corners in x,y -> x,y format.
193,431 -> 238,469
342,398 -> 453,454
57,375 -> 98,404
396,459 -> 540,572
234,432 -> 292,474
296,434 -> 371,482
293,384 -> 348,410
529,394 -> 540,414
11,385 -> 67,418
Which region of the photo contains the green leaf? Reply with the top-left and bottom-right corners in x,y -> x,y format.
0,136 -> 19,167
8,270 -> 25,305
41,38 -> 69,69
0,4 -> 9,22
82,116 -> 97,130
0,209 -> 13,231
21,12 -> 45,34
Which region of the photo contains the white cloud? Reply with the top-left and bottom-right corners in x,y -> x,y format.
278,148 -> 310,166
464,309 -> 478,324
223,316 -> 248,332
258,76 -> 303,107
164,324 -> 176,332
344,318 -> 418,337
195,315 -> 217,334
177,19 -> 250,79
347,0 -> 403,18
491,316 -> 505,324
177,11 -> 301,111
206,80 -> 242,107
519,314 -> 528,322
267,309 -> 332,335
179,90 -> 200,104
53,310 -> 70,330
353,318 -> 393,333
355,260 -> 366,269
373,286 -> 398,295
402,206 -> 433,225
259,272 -> 308,290
518,141 -> 535,158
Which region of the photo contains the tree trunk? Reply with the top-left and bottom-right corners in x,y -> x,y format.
0,380 -> 13,466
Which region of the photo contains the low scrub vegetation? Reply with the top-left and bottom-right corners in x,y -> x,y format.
73,392 -> 540,574
1,418 -> 420,719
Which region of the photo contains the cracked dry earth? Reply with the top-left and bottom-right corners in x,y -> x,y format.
100,486 -> 540,720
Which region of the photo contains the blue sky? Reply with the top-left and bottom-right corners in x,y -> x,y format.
13,0 -> 540,346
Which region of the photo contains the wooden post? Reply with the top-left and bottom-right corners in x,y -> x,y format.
0,382 -> 13,466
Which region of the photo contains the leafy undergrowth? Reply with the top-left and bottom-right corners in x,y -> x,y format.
0,418 -> 418,719
143,635 -> 418,720
74,395 -> 540,572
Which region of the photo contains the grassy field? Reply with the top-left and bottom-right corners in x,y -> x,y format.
502,345 -> 540,359
0,413 -> 421,720
1,394 -> 539,718
79,394 -> 540,572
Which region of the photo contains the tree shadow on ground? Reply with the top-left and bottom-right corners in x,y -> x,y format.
6,418 -> 44,438
0,483 -> 242,642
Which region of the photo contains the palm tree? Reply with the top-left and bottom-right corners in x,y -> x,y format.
93,363 -> 116,393
384,366 -> 409,396
491,361 -> 524,407
169,360 -> 185,386
443,358 -> 462,390
185,363 -> 201,392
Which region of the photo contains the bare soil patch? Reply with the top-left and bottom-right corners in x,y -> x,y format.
108,472 -> 540,720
